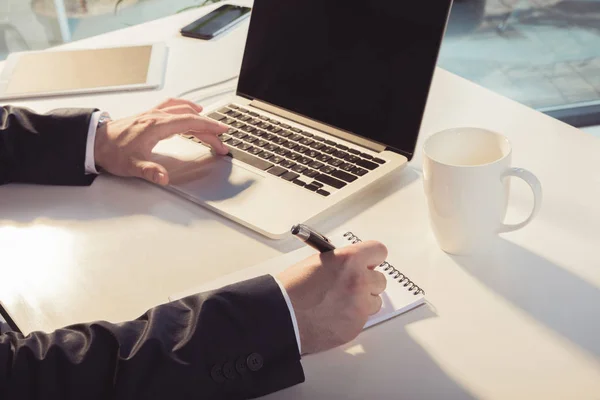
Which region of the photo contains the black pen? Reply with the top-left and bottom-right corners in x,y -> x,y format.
291,224 -> 336,253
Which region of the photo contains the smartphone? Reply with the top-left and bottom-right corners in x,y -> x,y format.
180,5 -> 252,40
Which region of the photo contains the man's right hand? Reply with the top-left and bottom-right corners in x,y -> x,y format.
277,241 -> 388,355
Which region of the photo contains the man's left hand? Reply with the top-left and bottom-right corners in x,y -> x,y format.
94,98 -> 229,186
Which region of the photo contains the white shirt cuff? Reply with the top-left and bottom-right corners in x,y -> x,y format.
273,275 -> 301,355
85,111 -> 102,175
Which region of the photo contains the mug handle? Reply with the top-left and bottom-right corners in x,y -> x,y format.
498,168 -> 543,233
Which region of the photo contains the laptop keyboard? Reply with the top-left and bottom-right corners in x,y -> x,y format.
184,104 -> 386,196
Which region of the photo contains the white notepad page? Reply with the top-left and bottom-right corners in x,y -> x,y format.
169,229 -> 426,329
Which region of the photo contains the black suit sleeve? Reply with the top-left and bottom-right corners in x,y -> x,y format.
0,275 -> 304,399
0,105 -> 98,186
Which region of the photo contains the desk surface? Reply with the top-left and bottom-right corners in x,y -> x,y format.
1,2 -> 600,399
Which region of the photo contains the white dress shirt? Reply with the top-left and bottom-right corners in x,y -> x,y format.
84,112 -> 302,354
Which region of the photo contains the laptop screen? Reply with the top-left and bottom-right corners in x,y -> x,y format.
237,0 -> 452,159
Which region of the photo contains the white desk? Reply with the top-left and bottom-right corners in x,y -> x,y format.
1,2 -> 600,399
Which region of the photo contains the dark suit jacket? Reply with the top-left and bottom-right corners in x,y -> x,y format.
0,106 -> 304,399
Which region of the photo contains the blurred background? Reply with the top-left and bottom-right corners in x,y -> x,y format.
1,0 -> 600,133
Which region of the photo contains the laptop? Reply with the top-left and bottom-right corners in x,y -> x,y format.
151,0 -> 453,238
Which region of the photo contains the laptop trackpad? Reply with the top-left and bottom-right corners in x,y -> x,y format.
163,153 -> 263,202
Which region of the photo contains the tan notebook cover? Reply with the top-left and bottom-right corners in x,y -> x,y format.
5,45 -> 152,95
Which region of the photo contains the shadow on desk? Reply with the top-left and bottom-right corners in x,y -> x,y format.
264,304 -> 475,400
452,238 -> 600,359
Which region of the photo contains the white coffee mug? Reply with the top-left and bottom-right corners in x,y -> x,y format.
422,128 -> 542,255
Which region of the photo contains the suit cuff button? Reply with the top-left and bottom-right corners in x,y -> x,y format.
247,352 -> 264,372
211,364 -> 226,383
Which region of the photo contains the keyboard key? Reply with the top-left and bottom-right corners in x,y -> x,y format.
292,164 -> 308,173
218,107 -> 230,114
245,136 -> 258,143
283,141 -> 298,150
341,163 -> 355,172
316,154 -> 332,162
256,140 -> 269,147
289,127 -> 300,133
265,144 -> 279,152
311,182 -> 324,188
360,153 -> 373,160
303,169 -> 319,178
317,189 -> 330,197
229,104 -> 240,110
290,134 -> 304,142
270,120 -> 280,125
232,132 -> 248,139
271,155 -> 285,164
288,152 -> 301,161
259,123 -> 271,129
208,112 -> 226,121
267,166 -> 287,176
304,184 -> 319,192
259,152 -> 273,160
281,171 -> 300,181
346,155 -> 359,163
313,135 -> 325,142
223,118 -> 236,125
233,121 -> 245,129
275,148 -> 291,156
320,165 -> 335,174
327,158 -> 344,167
355,159 -> 379,170
239,143 -> 253,151
219,135 -> 232,143
239,107 -> 249,113
253,130 -> 266,137
332,170 -> 358,183
229,139 -> 242,147
259,115 -> 270,121
348,148 -> 361,155
322,146 -> 336,154
278,130 -> 292,137
298,157 -> 312,165
268,126 -> 282,132
350,167 -> 368,176
248,111 -> 259,117
324,140 -> 336,146
240,115 -> 252,122
249,147 -> 263,155
273,137 -> 288,145
263,133 -> 276,141
373,158 -> 386,164
228,147 -> 273,171
242,125 -> 256,133
333,151 -> 349,159
300,131 -> 313,138
299,138 -> 314,146
280,123 -> 291,129
310,142 -> 325,150
293,179 -> 307,187
309,161 -> 324,169
249,119 -> 262,126
295,145 -> 308,154
335,144 -> 349,151
315,174 -> 347,189
280,160 -> 296,169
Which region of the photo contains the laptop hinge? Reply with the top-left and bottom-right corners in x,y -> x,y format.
250,100 -> 386,153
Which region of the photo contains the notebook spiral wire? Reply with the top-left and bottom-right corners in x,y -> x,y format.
343,232 -> 424,295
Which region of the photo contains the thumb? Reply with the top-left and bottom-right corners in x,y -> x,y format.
133,159 -> 170,186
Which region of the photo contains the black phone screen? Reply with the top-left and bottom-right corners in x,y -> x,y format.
181,5 -> 251,39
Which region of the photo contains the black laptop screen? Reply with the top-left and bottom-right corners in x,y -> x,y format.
236,0 -> 452,158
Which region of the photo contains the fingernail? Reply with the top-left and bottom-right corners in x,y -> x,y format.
154,171 -> 165,184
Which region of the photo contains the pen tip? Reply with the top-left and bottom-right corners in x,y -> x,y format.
291,225 -> 300,235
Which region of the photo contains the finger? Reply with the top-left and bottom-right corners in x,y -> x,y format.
367,295 -> 383,315
351,240 -> 388,271
154,98 -> 203,113
131,159 -> 170,186
366,270 -> 387,296
161,104 -> 202,116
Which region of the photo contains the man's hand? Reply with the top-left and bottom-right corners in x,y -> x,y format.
277,241 -> 388,354
94,98 -> 229,186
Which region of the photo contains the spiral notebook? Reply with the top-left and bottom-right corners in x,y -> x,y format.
169,229 -> 426,329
